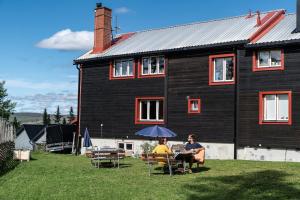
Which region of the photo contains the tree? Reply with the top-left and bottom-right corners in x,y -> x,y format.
68,106 -> 75,124
53,106 -> 62,124
43,108 -> 49,125
0,81 -> 16,120
12,117 -> 21,131
62,118 -> 67,125
47,114 -> 51,125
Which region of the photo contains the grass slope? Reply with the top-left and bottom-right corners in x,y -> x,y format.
1,152 -> 300,200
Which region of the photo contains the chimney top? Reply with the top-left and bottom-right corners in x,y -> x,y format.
96,3 -> 102,8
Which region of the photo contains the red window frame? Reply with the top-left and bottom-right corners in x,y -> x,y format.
109,59 -> 136,80
137,56 -> 166,78
252,50 -> 284,72
209,53 -> 236,86
135,97 -> 164,125
259,91 -> 292,125
188,98 -> 201,114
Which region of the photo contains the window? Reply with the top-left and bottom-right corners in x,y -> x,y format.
138,56 -> 165,78
253,50 -> 284,71
109,59 -> 135,80
135,97 -> 164,124
209,54 -> 235,85
259,91 -> 292,125
118,142 -> 133,151
188,98 -> 201,114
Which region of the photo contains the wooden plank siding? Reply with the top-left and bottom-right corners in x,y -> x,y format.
167,49 -> 236,142
238,46 -> 300,149
80,60 -> 164,139
80,48 -> 237,143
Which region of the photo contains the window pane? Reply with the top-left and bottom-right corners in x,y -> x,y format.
214,58 -> 223,81
141,101 -> 147,120
142,58 -> 149,74
159,100 -> 164,120
149,101 -> 157,120
159,57 -> 165,74
264,95 -> 276,121
115,61 -> 122,76
191,101 -> 199,111
278,94 -> 289,121
128,60 -> 133,75
259,51 -> 269,67
151,57 -> 157,74
121,61 -> 128,76
126,143 -> 133,150
270,51 -> 281,66
225,58 -> 234,81
118,143 -> 124,149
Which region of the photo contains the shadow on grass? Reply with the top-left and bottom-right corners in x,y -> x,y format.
93,162 -> 132,169
0,159 -> 19,177
183,170 -> 300,200
151,166 -> 211,175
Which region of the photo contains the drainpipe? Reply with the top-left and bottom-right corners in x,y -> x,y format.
75,64 -> 81,155
234,48 -> 240,160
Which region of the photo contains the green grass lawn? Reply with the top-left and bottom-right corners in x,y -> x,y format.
1,152 -> 300,200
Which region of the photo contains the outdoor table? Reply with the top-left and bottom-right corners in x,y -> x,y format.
91,148 -> 125,168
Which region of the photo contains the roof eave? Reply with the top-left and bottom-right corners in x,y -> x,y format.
73,40 -> 248,64
246,39 -> 300,48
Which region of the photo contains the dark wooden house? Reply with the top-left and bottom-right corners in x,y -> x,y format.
74,2 -> 300,161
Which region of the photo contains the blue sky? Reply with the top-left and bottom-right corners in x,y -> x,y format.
0,0 -> 296,114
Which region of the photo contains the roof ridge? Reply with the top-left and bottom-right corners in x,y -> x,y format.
133,9 -> 285,34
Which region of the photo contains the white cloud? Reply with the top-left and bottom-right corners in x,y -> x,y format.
36,29 -> 93,51
5,79 -> 76,91
12,93 -> 77,115
115,7 -> 130,14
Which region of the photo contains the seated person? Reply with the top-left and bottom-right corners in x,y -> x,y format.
152,138 -> 172,165
185,134 -> 205,172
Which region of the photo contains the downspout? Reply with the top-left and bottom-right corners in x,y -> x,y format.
233,48 -> 240,160
164,57 -> 169,128
75,64 -> 81,155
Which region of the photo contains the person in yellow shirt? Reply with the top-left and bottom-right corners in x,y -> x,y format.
152,138 -> 172,166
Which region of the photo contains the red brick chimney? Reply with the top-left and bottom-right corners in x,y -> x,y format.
92,3 -> 112,54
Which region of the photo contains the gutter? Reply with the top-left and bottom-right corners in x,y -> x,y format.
75,64 -> 81,155
73,40 -> 249,65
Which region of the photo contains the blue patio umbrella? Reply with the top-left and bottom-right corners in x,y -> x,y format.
83,128 -> 93,147
135,125 -> 177,138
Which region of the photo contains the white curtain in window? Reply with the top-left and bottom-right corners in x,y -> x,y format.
278,94 -> 289,120
264,95 -> 276,120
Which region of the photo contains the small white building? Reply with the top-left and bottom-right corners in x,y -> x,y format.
15,124 -> 46,150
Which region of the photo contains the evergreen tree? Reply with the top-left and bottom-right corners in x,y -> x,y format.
47,114 -> 51,125
53,106 -> 62,124
12,117 -> 21,131
0,81 -> 16,120
68,106 -> 75,123
43,108 -> 48,125
62,118 -> 67,125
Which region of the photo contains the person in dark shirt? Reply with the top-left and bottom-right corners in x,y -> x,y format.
185,134 -> 205,173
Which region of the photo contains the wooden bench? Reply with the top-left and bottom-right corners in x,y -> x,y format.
141,153 -> 179,176
91,149 -> 125,168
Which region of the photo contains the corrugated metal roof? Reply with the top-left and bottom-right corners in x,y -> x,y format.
254,14 -> 300,44
75,11 -> 282,62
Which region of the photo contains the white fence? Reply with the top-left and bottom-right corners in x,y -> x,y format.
0,118 -> 15,144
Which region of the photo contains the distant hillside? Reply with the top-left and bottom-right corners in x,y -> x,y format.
12,112 -> 43,124
11,112 -> 72,125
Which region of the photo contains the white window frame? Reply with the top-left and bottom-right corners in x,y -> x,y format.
141,56 -> 165,76
213,57 -> 234,82
113,59 -> 134,77
139,100 -> 163,122
263,94 -> 289,122
258,50 -> 282,68
118,142 -> 133,151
